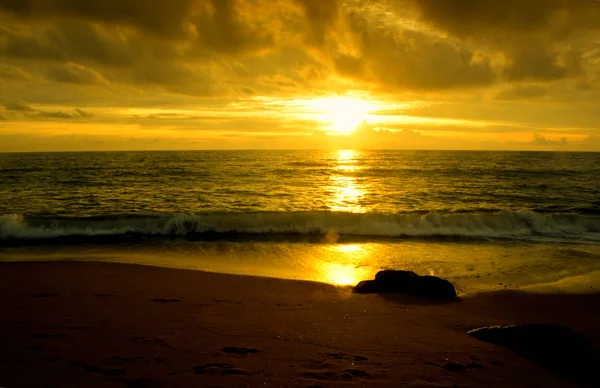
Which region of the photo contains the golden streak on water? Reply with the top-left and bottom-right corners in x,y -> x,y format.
332,244 -> 365,254
328,150 -> 367,213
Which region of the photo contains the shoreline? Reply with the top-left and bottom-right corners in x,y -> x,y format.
1,261 -> 599,387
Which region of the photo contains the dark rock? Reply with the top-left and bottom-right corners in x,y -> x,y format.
353,270 -> 457,299
468,324 -> 599,388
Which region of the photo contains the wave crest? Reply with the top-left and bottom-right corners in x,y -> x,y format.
1,210 -> 599,243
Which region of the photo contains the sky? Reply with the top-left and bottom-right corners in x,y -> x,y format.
0,0 -> 599,152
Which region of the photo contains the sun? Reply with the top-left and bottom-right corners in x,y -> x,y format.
307,97 -> 378,135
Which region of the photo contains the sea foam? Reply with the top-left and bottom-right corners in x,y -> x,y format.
1,210 -> 599,243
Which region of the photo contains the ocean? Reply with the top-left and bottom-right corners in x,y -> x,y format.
1,150 -> 599,294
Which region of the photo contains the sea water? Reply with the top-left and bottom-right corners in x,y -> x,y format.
1,150 -> 599,294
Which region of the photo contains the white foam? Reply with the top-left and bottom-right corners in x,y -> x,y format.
1,210 -> 599,242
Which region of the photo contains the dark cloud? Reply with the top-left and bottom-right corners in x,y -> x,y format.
503,47 -> 569,82
47,62 -> 109,84
495,85 -> 548,100
293,0 -> 340,46
1,2 -> 280,65
4,101 -> 36,111
0,22 -> 137,65
0,0 -> 195,38
335,21 -> 497,90
413,0 -> 600,39
0,63 -> 31,80
531,133 -> 567,146
33,108 -> 93,119
130,62 -> 225,96
410,0 -> 600,83
191,0 -> 276,54
2,100 -> 93,119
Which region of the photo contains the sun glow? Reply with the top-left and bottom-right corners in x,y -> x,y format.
326,264 -> 360,286
307,97 -> 379,135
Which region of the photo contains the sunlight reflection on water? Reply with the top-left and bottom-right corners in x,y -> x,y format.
4,240 -> 600,295
317,244 -> 372,285
328,150 -> 368,213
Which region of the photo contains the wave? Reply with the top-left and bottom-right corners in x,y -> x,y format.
1,210 -> 599,244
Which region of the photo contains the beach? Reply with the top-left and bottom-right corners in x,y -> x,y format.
1,261 -> 598,388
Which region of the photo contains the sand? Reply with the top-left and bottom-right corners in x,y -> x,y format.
0,261 -> 599,388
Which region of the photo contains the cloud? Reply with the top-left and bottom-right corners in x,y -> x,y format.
495,84 -> 548,100
504,50 -> 566,82
2,100 -> 93,119
410,0 -> 600,84
191,0 -> 277,54
582,134 -> 600,146
0,63 -> 31,80
47,62 -> 109,84
413,0 -> 600,39
0,22 -> 137,65
531,133 -> 567,146
36,109 -> 93,119
0,0 -> 196,38
4,101 -> 36,112
333,21 -> 497,90
0,2 -> 282,64
129,62 -> 228,96
293,0 -> 340,46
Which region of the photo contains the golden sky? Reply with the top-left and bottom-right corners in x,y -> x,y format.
1,0 -> 599,151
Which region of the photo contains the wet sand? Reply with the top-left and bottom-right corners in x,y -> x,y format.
0,261 -> 598,388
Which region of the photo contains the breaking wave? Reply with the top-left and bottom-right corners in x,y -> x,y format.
1,210 -> 599,244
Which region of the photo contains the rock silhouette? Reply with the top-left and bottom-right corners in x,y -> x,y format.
468,324 -> 599,388
353,270 -> 457,299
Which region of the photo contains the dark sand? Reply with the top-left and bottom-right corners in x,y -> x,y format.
1,261 -> 599,388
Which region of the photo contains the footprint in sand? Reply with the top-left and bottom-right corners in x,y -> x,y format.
31,333 -> 67,339
96,293 -> 120,298
121,377 -> 164,388
425,361 -> 485,372
31,293 -> 58,298
71,362 -> 126,376
192,363 -> 246,376
150,298 -> 180,303
214,299 -> 241,304
302,369 -> 371,381
327,352 -> 368,362
221,347 -> 259,355
129,337 -> 168,347
109,356 -> 168,364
